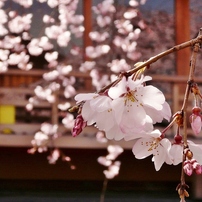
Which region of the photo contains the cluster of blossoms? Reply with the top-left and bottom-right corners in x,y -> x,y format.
28,122 -> 75,168
72,73 -> 202,172
98,145 -> 123,179
81,0 -> 148,91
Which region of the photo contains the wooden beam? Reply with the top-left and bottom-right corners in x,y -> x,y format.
175,0 -> 190,76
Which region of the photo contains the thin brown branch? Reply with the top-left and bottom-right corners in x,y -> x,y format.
100,177 -> 108,202
128,33 -> 202,75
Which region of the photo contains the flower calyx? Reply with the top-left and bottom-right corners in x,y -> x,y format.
191,82 -> 201,95
173,111 -> 183,127
176,183 -> 189,201
174,133 -> 182,145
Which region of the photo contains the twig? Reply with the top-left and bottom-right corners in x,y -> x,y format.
97,33 -> 202,94
100,177 -> 108,202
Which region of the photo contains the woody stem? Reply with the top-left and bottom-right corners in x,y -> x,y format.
179,28 -> 202,196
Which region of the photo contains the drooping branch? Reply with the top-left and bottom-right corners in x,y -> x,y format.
181,28 -> 202,147
177,28 -> 202,202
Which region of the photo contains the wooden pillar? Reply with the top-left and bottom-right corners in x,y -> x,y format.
175,0 -> 190,77
83,0 -> 92,59
51,90 -> 58,125
83,0 -> 93,90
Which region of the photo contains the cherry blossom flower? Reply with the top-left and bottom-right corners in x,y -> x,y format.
8,14 -> 32,33
108,75 -> 171,138
71,15 -> 84,25
18,62 -> 33,71
47,0 -> 59,8
96,131 -> 108,143
188,141 -> 202,165
38,36 -> 53,50
34,86 -> 55,103
30,131 -> 49,153
115,20 -> 133,34
103,161 -> 121,179
86,45 -> 110,58
58,102 -> 71,111
75,92 -> 124,140
96,15 -> 111,27
8,52 -> 29,66
98,156 -> 112,167
124,9 -> 138,19
92,0 -> 115,15
13,0 -> 33,8
57,31 -> 71,47
43,70 -> 59,81
43,14 -> 55,23
74,75 -> 171,141
98,144 -> 123,179
0,49 -> 9,61
169,144 -> 183,165
107,59 -> 131,73
169,140 -> 202,166
47,149 -> 60,164
129,0 -> 139,7
0,61 -> 7,72
128,28 -> 141,40
0,24 -> 8,36
132,129 -> 172,171
89,31 -> 109,42
45,51 -> 58,63
79,61 -> 95,72
62,113 -> 75,129
64,85 -> 76,98
106,145 -> 124,160
90,70 -> 110,90
27,39 -> 43,56
45,25 -> 63,39
41,122 -> 58,135
0,9 -> 8,24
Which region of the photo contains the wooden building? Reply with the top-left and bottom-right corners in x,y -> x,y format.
0,0 -> 202,201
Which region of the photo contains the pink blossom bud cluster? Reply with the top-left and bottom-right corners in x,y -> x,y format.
183,149 -> 202,176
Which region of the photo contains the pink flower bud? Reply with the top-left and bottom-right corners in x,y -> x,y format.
72,114 -> 87,137
193,161 -> 202,175
183,160 -> 193,176
190,113 -> 202,135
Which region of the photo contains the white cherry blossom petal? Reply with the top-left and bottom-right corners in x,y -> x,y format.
94,110 -> 115,131
139,85 -> 165,110
90,95 -> 112,112
105,125 -> 125,141
81,101 -> 96,125
169,144 -> 183,165
108,77 -> 127,99
75,93 -> 97,103
188,140 -> 202,164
